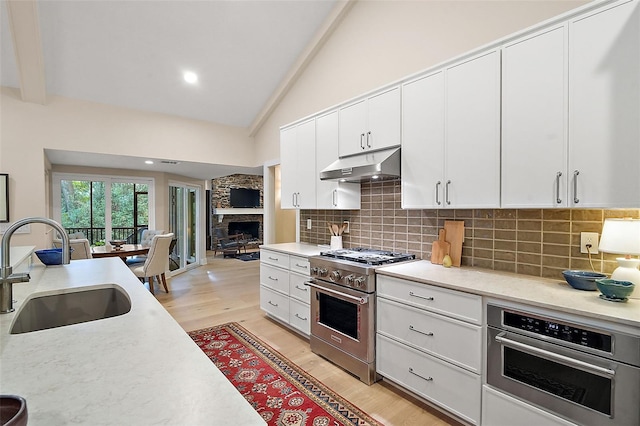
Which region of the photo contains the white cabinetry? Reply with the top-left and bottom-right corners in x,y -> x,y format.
376,275 -> 483,424
280,118 -> 317,209
501,25 -> 568,208
260,249 -> 311,336
567,0 -> 640,208
402,50 -> 500,209
482,386 -> 578,426
339,87 -> 401,157
316,110 -> 361,209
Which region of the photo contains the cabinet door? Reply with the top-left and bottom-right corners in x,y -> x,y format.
401,71 -> 445,208
502,26 -> 568,208
280,126 -> 297,209
316,111 -> 361,209
568,0 -> 640,207
296,119 -> 317,209
338,99 -> 367,157
445,50 -> 501,208
367,86 -> 401,152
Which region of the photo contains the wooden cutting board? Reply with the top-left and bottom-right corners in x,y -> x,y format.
444,220 -> 464,267
430,229 -> 450,265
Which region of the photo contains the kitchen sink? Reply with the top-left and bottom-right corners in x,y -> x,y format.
10,285 -> 131,334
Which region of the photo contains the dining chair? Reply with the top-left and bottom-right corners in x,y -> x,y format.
129,233 -> 173,295
53,238 -> 93,260
126,229 -> 165,266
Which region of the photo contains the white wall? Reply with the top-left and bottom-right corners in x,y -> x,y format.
253,0 -> 588,163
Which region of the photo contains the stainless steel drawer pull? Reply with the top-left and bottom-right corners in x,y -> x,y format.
295,285 -> 308,292
360,133 -> 365,149
268,276 -> 278,281
495,333 -> 615,377
573,170 -> 580,204
366,131 -> 372,148
268,301 -> 278,307
435,181 -> 442,205
409,325 -> 433,336
295,314 -> 308,321
409,291 -> 434,301
268,256 -> 279,261
556,171 -> 562,204
409,367 -> 433,382
295,263 -> 308,269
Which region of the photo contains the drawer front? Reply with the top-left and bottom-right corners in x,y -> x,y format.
377,333 -> 481,425
377,298 -> 482,373
289,272 -> 311,304
377,275 -> 482,324
260,264 -> 289,294
289,298 -> 311,336
261,249 -> 290,269
260,285 -> 289,324
289,255 -> 310,275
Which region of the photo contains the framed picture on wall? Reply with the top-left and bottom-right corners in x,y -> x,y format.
0,173 -> 8,222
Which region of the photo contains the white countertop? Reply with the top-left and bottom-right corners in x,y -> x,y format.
260,242 -> 324,257
376,260 -> 640,329
0,258 -> 264,425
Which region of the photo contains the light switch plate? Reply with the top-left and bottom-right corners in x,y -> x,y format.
343,221 -> 350,234
580,232 -> 599,254
306,218 -> 312,230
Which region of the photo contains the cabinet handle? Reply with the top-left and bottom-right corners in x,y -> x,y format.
297,192 -> 301,207
409,324 -> 434,337
295,313 -> 308,321
360,133 -> 365,149
295,285 -> 308,292
445,180 -> 451,205
268,256 -> 279,261
292,193 -> 296,207
573,170 -> 580,204
409,291 -> 434,301
408,367 -> 433,382
366,131 -> 372,148
332,189 -> 337,207
295,263 -> 308,269
435,181 -> 442,205
268,276 -> 278,281
268,301 -> 278,307
556,172 -> 563,204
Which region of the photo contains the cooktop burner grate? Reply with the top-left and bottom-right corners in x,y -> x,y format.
320,248 -> 415,266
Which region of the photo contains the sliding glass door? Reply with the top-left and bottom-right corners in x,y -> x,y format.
169,182 -> 200,274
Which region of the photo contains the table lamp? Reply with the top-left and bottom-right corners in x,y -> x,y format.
598,218 -> 640,299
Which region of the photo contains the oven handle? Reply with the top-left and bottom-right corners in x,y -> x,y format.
495,332 -> 615,378
305,281 -> 368,305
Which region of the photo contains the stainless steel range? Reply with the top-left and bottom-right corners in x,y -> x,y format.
307,248 -> 415,385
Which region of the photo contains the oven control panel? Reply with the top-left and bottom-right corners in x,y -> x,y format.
503,311 -> 612,352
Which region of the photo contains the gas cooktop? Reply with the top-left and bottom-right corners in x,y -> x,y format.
320,247 -> 415,266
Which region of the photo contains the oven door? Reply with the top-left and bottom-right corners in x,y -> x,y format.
487,326 -> 640,426
308,279 -> 375,362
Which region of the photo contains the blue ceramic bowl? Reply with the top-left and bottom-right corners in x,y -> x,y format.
562,270 -> 607,291
595,279 -> 635,300
34,248 -> 65,265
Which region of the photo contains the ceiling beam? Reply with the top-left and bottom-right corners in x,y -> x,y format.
6,0 -> 47,104
248,0 -> 356,136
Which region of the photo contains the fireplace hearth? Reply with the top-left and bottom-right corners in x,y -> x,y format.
228,221 -> 260,240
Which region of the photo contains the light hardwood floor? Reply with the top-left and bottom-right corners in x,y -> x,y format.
156,251 -> 461,426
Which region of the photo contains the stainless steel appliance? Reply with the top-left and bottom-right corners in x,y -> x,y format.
487,303 -> 640,426
308,248 -> 415,385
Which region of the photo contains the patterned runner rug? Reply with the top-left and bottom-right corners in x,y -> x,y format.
188,322 -> 381,426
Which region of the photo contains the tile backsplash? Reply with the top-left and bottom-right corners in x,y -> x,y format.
300,179 -> 640,280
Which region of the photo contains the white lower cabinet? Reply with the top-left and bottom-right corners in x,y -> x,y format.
376,275 -> 483,425
260,249 -> 311,337
482,386 -> 578,426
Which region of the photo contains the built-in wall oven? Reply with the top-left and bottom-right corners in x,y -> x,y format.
487,303 -> 640,426
307,248 -> 415,385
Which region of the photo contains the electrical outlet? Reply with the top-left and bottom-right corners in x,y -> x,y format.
343,221 -> 350,234
306,218 -> 312,230
580,232 -> 599,254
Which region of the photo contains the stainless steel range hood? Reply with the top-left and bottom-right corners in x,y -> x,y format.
319,147 -> 400,182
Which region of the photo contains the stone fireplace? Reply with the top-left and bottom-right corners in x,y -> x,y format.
211,174 -> 264,244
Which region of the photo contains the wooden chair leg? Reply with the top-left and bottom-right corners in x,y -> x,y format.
148,276 -> 155,295
160,273 -> 168,293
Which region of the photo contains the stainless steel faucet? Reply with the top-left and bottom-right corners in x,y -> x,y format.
1,217 -> 70,314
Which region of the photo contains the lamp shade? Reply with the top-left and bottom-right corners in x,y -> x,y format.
598,218 -> 640,255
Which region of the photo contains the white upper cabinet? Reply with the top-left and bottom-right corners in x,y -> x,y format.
339,87 -> 401,157
568,0 -> 640,208
501,25 -> 568,208
280,118 -> 317,209
316,111 -> 361,209
402,50 -> 500,209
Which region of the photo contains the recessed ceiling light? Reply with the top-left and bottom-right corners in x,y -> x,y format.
372,175 -> 380,180
145,160 -> 154,165
183,71 -> 198,84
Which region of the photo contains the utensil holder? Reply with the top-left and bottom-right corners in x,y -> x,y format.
330,236 -> 343,250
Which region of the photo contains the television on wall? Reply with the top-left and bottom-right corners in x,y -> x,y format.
229,188 -> 260,208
